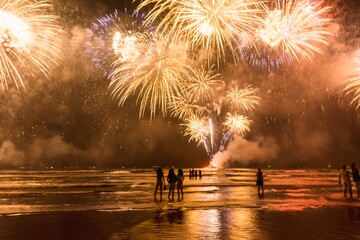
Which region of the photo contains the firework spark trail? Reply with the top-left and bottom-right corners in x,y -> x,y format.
209,117 -> 214,150
256,0 -> 332,62
0,0 -> 64,90
85,9 -> 151,76
137,0 -> 265,63
343,51 -> 360,110
109,35 -> 190,118
220,131 -> 232,149
239,43 -> 293,70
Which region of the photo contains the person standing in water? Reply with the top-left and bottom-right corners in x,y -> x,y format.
256,168 -> 264,197
339,165 -> 353,199
154,166 -> 165,201
177,169 -> 184,200
167,168 -> 177,201
350,163 -> 360,198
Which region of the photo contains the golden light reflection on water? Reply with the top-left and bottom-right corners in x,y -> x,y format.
228,209 -> 262,240
187,209 -> 221,239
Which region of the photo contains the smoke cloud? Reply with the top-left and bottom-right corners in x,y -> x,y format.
214,136 -> 278,168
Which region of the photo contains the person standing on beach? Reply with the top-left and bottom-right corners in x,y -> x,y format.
167,168 -> 177,201
154,166 -> 165,201
339,165 -> 353,198
350,163 -> 360,198
177,169 -> 184,200
256,168 -> 264,197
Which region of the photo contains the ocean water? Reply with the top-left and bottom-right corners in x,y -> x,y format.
0,168 -> 359,239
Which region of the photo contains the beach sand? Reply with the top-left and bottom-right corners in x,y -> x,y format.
0,168 -> 360,239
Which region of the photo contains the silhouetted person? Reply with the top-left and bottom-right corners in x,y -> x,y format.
177,168 -> 184,200
339,165 -> 353,198
189,169 -> 192,179
154,166 -> 165,201
167,168 -> 177,201
351,163 -> 360,198
199,169 -> 202,179
256,168 -> 264,197
195,170 -> 198,179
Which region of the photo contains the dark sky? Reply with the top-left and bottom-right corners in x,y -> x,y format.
0,0 -> 360,169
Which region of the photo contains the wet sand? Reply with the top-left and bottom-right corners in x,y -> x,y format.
0,206 -> 360,240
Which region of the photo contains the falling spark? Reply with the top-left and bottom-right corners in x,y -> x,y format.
0,0 -> 63,90
343,51 -> 360,110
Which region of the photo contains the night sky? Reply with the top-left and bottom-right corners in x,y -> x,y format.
0,0 -> 360,169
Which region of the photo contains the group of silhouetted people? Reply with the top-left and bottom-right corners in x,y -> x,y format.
189,169 -> 202,179
154,166 -> 184,201
339,163 -> 360,199
154,164 -> 360,202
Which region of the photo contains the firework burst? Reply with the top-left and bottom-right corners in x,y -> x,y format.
223,113 -> 251,136
182,114 -> 210,145
109,36 -> 190,118
255,0 -> 332,62
137,0 -> 265,63
185,65 -> 223,103
0,0 -> 63,89
168,95 -> 199,120
85,9 -> 151,76
226,85 -> 261,112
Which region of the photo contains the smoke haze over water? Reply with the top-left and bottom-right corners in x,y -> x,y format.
0,0 -> 360,168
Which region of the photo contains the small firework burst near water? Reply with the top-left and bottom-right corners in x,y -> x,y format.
182,114 -> 210,145
226,85 -> 261,112
137,0 -> 266,63
0,0 -> 63,89
85,9 -> 150,76
223,113 -> 251,137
